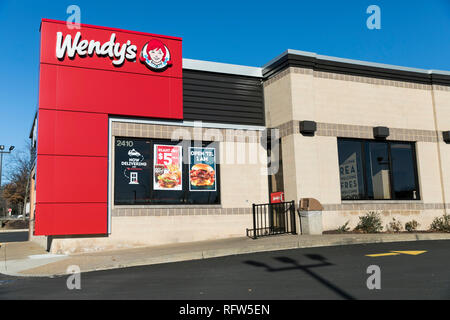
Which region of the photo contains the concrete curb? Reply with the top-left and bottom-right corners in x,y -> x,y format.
14,233 -> 450,277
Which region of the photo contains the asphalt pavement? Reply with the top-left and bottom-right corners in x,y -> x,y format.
0,240 -> 449,300
0,231 -> 28,243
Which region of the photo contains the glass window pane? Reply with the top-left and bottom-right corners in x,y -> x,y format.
270,140 -> 284,193
186,142 -> 220,204
338,140 -> 365,200
391,143 -> 419,200
114,138 -> 152,205
149,140 -> 187,204
365,141 -> 391,200
114,137 -> 220,205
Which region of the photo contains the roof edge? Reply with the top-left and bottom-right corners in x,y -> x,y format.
262,49 -> 450,84
183,58 -> 262,78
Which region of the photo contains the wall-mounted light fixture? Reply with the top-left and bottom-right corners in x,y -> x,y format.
299,121 -> 317,136
373,126 -> 389,139
443,131 -> 450,144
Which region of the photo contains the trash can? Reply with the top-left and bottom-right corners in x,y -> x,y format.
298,198 -> 323,235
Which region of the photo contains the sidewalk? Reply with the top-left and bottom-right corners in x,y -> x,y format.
1,232 -> 450,277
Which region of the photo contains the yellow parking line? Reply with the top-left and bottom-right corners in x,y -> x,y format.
366,252 -> 401,257
366,250 -> 427,257
391,250 -> 427,255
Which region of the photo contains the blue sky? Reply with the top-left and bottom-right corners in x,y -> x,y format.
0,0 -> 449,178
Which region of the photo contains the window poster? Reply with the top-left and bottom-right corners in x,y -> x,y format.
114,138 -> 151,204
189,147 -> 216,191
339,152 -> 359,199
153,144 -> 182,191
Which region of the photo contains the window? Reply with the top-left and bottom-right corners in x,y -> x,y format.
337,140 -> 366,199
114,137 -> 220,205
269,139 -> 284,194
337,139 -> 420,200
390,143 -> 419,200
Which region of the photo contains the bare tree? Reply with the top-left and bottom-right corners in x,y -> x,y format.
1,140 -> 36,217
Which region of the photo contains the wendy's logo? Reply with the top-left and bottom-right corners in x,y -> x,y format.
140,39 -> 172,71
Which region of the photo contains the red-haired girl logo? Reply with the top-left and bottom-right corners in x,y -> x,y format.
140,39 -> 172,71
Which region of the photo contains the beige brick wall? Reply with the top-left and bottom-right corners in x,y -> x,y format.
265,67 -> 440,133
42,121 -> 270,253
220,162 -> 269,208
280,134 -> 298,203
264,67 -> 450,230
307,71 -> 434,130
111,122 -> 269,211
433,88 -> 450,213
433,87 -> 450,131
263,69 -> 293,128
290,68 -> 315,122
439,143 -> 450,214
282,134 -> 341,204
415,142 -> 445,204
48,215 -> 253,254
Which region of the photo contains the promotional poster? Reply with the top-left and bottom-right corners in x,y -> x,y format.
153,144 -> 182,191
114,138 -> 151,204
189,147 -> 216,191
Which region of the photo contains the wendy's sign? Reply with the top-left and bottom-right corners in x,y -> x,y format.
140,39 -> 172,71
40,19 -> 182,78
56,31 -> 138,66
55,31 -> 173,72
35,19 -> 183,236
38,19 -> 183,117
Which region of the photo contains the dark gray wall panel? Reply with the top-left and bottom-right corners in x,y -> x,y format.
183,70 -> 264,126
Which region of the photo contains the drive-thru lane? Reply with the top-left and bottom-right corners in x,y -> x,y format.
0,240 -> 449,300
0,231 -> 28,243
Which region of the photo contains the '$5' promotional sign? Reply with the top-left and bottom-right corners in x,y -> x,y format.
154,145 -> 182,190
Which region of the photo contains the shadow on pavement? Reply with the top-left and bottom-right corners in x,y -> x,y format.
244,253 -> 356,300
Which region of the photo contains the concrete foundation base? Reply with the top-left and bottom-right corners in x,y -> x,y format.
30,214 -> 253,254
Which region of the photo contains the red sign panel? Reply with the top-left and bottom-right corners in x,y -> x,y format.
270,192 -> 285,203
40,19 -> 182,78
35,19 -> 183,236
38,19 -> 183,119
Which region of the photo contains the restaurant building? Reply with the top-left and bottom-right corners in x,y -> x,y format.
29,19 -> 450,253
